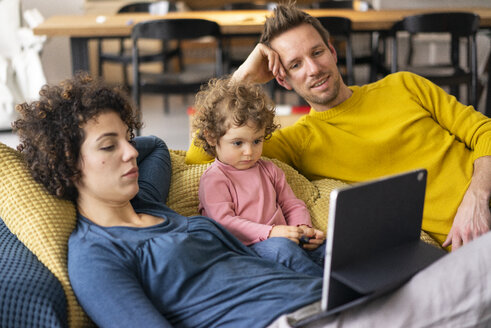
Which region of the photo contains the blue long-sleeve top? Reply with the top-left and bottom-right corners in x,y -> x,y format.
68,136 -> 322,328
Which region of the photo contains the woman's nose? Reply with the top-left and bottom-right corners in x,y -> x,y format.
123,141 -> 138,161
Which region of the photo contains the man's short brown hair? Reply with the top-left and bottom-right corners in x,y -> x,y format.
260,2 -> 331,47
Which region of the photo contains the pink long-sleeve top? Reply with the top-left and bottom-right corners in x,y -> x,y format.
198,159 -> 312,246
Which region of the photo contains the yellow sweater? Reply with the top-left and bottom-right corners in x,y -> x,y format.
187,72 -> 491,244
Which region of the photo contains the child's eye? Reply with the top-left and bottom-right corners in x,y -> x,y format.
232,141 -> 242,146
254,139 -> 263,145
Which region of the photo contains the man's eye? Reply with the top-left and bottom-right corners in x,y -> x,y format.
313,49 -> 323,56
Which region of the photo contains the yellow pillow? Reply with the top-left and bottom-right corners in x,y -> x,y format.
0,142 -> 93,327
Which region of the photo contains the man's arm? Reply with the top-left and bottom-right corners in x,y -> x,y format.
443,155 -> 491,250
232,43 -> 285,84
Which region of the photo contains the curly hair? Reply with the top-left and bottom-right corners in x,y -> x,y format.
260,2 -> 330,48
13,72 -> 141,202
192,77 -> 279,157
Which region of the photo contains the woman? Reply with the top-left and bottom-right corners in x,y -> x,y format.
13,74 -> 322,328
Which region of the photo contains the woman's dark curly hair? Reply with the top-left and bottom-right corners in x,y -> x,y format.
192,77 -> 279,157
13,73 -> 142,202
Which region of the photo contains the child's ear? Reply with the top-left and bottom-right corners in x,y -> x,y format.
204,130 -> 217,146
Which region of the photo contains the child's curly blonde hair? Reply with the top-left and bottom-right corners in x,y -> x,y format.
192,77 -> 279,157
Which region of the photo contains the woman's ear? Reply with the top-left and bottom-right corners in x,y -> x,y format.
275,75 -> 292,91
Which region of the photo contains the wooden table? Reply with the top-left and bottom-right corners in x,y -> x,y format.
33,8 -> 491,71
34,8 -> 491,114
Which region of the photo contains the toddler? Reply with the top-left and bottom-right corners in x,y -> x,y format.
193,77 -> 325,276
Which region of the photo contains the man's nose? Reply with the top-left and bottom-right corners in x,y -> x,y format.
306,58 -> 321,76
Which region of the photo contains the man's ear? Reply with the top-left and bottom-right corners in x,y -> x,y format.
275,75 -> 292,90
328,41 -> 338,63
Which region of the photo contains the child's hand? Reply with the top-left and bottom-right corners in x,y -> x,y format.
298,225 -> 326,250
269,225 -> 304,244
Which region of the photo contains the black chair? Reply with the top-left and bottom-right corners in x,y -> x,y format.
317,16 -> 354,85
311,0 -> 374,84
222,2 -> 272,10
221,2 -> 286,103
311,0 -> 353,9
390,12 -> 480,107
221,2 -> 271,74
132,18 -> 223,126
97,1 -> 181,89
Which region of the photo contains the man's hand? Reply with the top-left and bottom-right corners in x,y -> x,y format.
443,188 -> 491,250
298,225 -> 326,250
443,156 -> 491,251
232,43 -> 286,85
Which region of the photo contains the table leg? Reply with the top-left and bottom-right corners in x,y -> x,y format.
486,77 -> 491,117
486,46 -> 491,117
70,37 -> 90,75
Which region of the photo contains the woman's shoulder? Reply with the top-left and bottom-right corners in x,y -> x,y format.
68,216 -> 114,252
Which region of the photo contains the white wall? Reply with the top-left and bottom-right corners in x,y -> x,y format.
20,0 -> 84,83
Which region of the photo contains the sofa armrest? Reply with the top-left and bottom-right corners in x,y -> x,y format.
0,217 -> 68,328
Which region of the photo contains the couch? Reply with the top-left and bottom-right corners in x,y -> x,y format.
0,142 -> 442,328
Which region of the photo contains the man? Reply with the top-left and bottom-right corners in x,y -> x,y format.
187,4 -> 491,251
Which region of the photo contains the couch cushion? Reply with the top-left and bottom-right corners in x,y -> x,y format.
0,217 -> 68,327
0,142 -> 93,328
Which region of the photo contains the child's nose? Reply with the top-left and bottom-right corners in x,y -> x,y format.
243,144 -> 252,155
